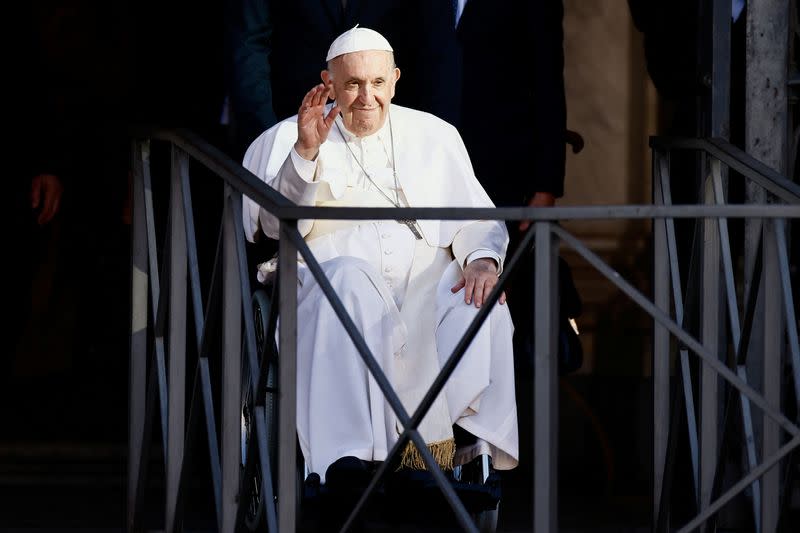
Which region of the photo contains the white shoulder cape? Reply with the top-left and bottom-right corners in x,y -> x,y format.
242,104 -> 496,247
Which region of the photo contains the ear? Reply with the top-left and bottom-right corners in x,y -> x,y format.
390,67 -> 401,98
321,70 -> 336,99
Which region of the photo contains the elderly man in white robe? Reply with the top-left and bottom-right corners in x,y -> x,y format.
242,27 -> 518,485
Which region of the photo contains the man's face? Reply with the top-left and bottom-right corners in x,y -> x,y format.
322,51 -> 400,137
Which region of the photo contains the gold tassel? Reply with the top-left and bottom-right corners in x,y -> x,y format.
398,438 -> 455,471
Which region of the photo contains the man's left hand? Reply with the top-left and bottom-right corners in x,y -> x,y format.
451,257 -> 506,308
518,191 -> 556,232
31,173 -> 64,226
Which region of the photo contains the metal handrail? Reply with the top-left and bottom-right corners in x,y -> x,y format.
650,136 -> 800,203
127,129 -> 800,533
151,130 -> 800,221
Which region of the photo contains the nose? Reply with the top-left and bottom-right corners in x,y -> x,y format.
358,84 -> 375,105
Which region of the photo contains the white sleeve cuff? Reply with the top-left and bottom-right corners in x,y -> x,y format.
465,249 -> 502,275
290,147 -> 319,183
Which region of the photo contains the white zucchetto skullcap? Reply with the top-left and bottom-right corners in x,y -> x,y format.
325,25 -> 393,62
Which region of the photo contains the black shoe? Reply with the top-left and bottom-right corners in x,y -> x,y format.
322,457 -> 372,533
304,472 -> 322,500
325,456 -> 372,492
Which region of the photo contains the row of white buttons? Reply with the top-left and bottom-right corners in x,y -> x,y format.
380,224 -> 395,289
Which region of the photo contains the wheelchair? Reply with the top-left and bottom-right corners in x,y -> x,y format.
240,277 -> 501,532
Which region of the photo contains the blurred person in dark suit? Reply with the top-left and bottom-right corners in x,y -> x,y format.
455,0 -> 570,383
456,0 -> 566,219
9,4 -> 73,382
6,2 -> 131,438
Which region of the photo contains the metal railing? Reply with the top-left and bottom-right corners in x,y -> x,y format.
651,137 -> 800,532
127,129 -> 799,532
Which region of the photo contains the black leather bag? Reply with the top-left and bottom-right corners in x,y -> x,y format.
555,256 -> 583,375
512,255 -> 584,376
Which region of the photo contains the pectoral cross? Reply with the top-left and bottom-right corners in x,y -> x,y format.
398,219 -> 423,240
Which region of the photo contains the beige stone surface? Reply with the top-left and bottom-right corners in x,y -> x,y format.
560,0 -> 656,246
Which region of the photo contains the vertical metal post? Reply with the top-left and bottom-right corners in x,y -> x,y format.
128,139 -> 149,531
745,4 -> 790,530
278,221 -> 299,532
534,221 -> 559,533
711,0 -> 732,139
707,7 -> 732,523
702,4 -> 730,521
166,147 -> 188,532
653,149 -> 671,524
699,174 -> 721,523
704,32 -> 731,506
222,191 -> 242,533
761,220 -> 783,533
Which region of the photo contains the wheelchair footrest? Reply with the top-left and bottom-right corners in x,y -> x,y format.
296,467 -> 501,531
384,468 -> 501,514
451,472 -> 501,512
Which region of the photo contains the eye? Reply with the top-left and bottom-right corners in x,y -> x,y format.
374,79 -> 385,86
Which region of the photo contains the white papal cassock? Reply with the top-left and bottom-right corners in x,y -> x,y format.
242,104 -> 518,482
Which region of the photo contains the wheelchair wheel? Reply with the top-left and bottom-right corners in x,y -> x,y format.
253,290 -> 279,488
240,398 -> 264,530
240,289 -> 279,531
